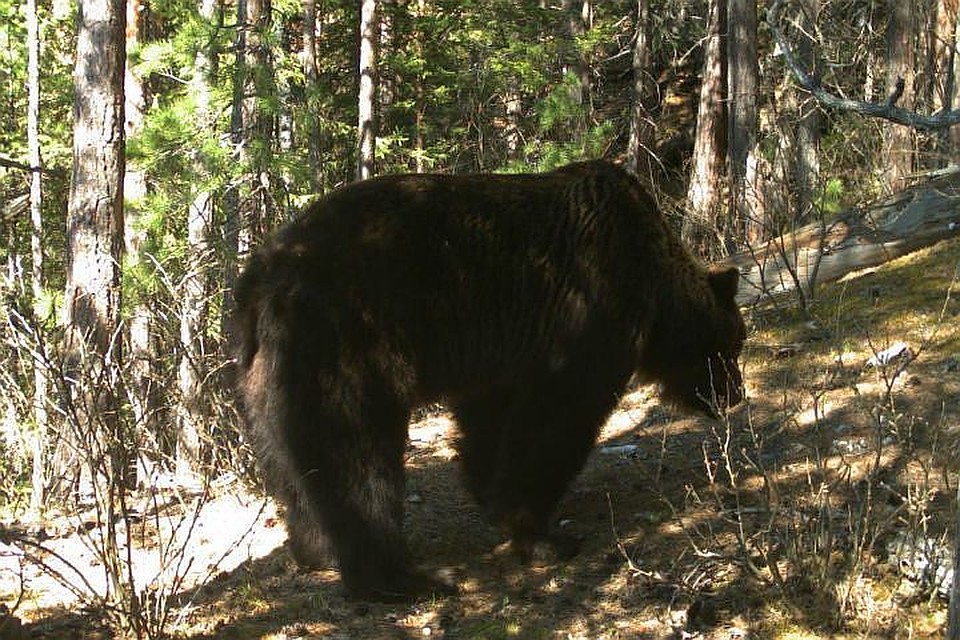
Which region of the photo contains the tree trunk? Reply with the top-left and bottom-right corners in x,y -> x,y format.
412,0 -> 428,171
560,0 -> 593,132
625,0 -> 656,184
303,0 -> 322,190
948,3 -> 960,155
932,0 -> 957,112
356,0 -> 379,180
248,0 -> 274,231
683,0 -> 727,256
59,0 -> 127,496
221,0 -> 247,343
26,0 -> 47,513
728,172 -> 960,306
795,0 -> 820,222
727,0 -> 761,245
123,0 -> 154,479
503,84 -> 523,161
884,0 -> 916,191
176,189 -> 210,478
769,0 -> 820,233
175,0 -> 219,479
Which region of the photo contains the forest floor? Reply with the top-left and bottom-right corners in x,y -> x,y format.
3,237 -> 960,639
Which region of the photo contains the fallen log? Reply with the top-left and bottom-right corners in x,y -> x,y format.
728,171 -> 960,306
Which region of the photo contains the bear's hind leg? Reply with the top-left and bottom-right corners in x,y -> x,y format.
242,356 -> 335,568
283,372 -> 455,601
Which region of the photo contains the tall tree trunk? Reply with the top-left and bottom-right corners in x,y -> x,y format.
221,0 -> 247,344
503,84 -> 523,162
683,0 -> 727,256
248,0 -> 274,231
223,0 -> 274,341
412,0 -> 428,171
123,0 -> 154,480
176,191 -> 210,477
176,0 -> 219,478
561,0 -> 593,133
937,0 -> 960,159
727,0 -> 761,246
625,0 -> 656,183
952,8 -> 960,154
60,0 -> 127,496
884,0 -> 916,191
795,0 -> 820,221
931,0 -> 956,108
26,0 -> 47,513
357,0 -> 379,180
303,0 -> 322,190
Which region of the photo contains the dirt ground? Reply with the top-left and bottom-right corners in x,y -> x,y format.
3,238 -> 960,639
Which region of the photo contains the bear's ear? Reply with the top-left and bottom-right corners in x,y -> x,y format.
708,266 -> 740,303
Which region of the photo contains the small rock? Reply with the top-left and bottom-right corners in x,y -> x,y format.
866,341 -> 912,367
831,438 -> 869,455
598,444 -> 645,460
886,530 -> 954,599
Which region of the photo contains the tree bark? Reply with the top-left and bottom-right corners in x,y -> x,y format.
932,0 -> 958,112
947,2 -> 960,155
683,0 -> 727,256
176,189 -> 210,477
26,0 -> 47,513
248,0 -> 274,230
727,0 -> 761,244
221,0 -> 247,343
356,0 -> 379,180
728,172 -> 960,306
625,0 -> 656,184
504,83 -> 523,161
884,0 -> 916,191
412,0 -> 429,171
123,0 -> 155,476
303,0 -> 322,190
794,0 -> 820,221
175,0 -> 219,478
59,0 -> 127,496
560,0 -> 593,123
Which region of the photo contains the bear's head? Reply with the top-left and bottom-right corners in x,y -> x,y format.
646,266 -> 746,415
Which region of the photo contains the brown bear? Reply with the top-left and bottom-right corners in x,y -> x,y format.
234,160 -> 746,601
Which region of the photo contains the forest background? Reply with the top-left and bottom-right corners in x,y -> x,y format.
2,0 -> 960,637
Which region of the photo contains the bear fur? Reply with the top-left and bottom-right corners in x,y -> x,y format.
234,160 -> 746,601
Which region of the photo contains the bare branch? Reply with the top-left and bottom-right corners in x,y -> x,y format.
768,0 -> 960,131
0,154 -> 67,177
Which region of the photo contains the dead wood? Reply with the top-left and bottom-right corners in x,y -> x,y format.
728,172 -> 960,306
